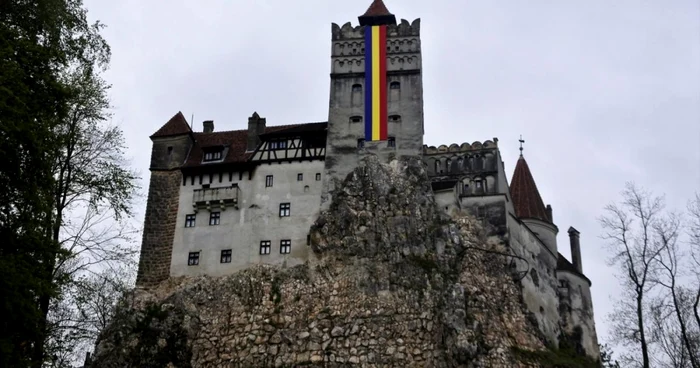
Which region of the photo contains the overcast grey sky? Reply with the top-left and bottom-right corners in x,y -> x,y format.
84,0 -> 700,347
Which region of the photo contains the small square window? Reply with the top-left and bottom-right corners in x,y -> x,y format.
279,203 -> 291,217
315,173 -> 321,181
297,173 -> 303,181
209,212 -> 220,226
220,249 -> 232,263
185,214 -> 196,228
260,241 -> 271,255
388,137 -> 396,148
188,252 -> 200,266
265,175 -> 273,187
357,139 -> 365,148
280,240 -> 291,254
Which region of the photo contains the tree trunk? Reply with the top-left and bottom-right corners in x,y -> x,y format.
637,292 -> 650,368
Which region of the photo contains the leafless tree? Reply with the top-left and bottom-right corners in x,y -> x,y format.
600,182 -> 668,368
688,194 -> 700,336
653,211 -> 700,368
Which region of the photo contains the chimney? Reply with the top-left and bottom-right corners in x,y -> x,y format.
247,112 -> 266,151
568,226 -> 582,273
546,204 -> 553,222
203,120 -> 214,133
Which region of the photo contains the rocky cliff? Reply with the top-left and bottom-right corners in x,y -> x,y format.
89,156 -> 588,367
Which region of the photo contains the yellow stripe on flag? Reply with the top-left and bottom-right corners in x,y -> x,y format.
371,27 -> 381,140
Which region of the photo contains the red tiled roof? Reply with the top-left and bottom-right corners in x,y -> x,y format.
182,123 -> 327,168
151,112 -> 192,138
362,0 -> 393,17
510,155 -> 550,222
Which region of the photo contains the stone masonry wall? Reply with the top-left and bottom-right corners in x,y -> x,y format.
136,170 -> 182,286
92,156 -> 561,367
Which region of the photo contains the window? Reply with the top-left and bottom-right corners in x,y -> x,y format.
297,173 -> 303,181
280,240 -> 291,254
185,214 -> 196,228
390,81 -> 400,89
167,146 -> 173,155
188,252 -> 200,266
279,203 -> 291,217
260,241 -> 271,255
269,140 -> 287,149
315,173 -> 321,181
389,115 -> 401,122
357,139 -> 365,148
434,161 -> 441,173
352,84 -> 362,92
457,158 -> 463,170
203,150 -> 223,162
388,137 -> 396,148
446,159 -> 452,173
350,116 -> 363,123
209,212 -> 220,226
220,249 -> 232,263
265,175 -> 273,187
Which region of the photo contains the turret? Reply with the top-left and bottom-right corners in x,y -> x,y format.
510,154 -> 559,255
136,112 -> 193,287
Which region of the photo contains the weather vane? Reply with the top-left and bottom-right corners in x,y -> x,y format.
519,135 -> 525,156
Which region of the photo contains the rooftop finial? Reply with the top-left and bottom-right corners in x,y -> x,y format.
519,135 -> 525,157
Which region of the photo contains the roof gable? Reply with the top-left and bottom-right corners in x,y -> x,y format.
151,112 -> 192,138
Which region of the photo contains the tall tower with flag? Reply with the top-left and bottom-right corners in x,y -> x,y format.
322,0 -> 424,207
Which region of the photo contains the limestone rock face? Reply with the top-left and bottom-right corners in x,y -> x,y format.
89,156 -> 545,367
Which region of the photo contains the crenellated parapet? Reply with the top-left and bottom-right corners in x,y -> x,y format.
422,139 -> 499,155
330,19 -> 422,75
331,18 -> 420,40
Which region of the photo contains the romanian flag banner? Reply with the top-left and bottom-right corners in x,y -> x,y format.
364,25 -> 388,141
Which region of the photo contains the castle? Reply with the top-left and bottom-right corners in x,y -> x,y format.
136,0 -> 600,360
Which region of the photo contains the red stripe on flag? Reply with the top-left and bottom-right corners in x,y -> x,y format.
378,26 -> 388,141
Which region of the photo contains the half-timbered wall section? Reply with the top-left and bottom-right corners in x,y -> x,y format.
250,123 -> 327,163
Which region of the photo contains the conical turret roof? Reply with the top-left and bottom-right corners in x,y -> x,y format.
151,111 -> 192,138
510,155 -> 550,222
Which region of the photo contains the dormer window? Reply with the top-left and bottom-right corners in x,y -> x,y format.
203,150 -> 223,162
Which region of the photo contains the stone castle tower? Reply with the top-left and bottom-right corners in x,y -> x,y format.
135,0 -> 600,359
322,1 -> 424,207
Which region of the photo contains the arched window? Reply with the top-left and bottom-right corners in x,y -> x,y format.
457,157 -> 463,170
475,177 -> 484,193
446,159 -> 452,173
434,160 -> 441,173
352,84 -> 362,92
390,81 -> 400,89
